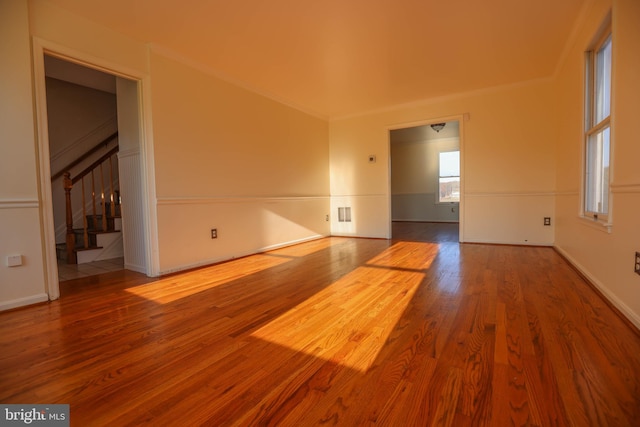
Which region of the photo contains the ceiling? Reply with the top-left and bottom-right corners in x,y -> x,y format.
44,0 -> 587,119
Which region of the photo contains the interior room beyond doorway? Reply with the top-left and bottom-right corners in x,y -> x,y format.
390,120 -> 461,237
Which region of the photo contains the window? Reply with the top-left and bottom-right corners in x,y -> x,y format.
438,150 -> 460,203
584,31 -> 612,221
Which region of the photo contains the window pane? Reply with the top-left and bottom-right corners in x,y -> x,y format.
595,36 -> 612,124
585,127 -> 610,214
439,150 -> 460,202
439,151 -> 460,177
439,177 -> 460,202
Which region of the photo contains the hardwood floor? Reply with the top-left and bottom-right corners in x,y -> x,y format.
1,223 -> 639,426
57,257 -> 124,281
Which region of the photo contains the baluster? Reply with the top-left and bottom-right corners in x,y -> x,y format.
109,156 -> 115,218
63,172 -> 77,264
100,163 -> 107,231
81,176 -> 89,248
91,170 -> 97,231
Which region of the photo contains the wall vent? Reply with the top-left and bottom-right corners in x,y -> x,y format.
338,207 -> 352,222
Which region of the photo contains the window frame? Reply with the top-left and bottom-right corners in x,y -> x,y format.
582,28 -> 612,226
437,150 -> 460,204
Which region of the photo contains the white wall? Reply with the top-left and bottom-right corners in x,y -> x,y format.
391,133 -> 460,222
554,0 -> 640,328
0,0 -> 48,310
330,80 -> 557,244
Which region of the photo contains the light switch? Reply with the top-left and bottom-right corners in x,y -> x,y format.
7,255 -> 23,267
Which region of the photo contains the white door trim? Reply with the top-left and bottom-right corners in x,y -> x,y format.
387,114 -> 467,243
31,37 -> 160,300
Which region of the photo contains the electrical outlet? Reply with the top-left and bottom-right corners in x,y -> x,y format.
211,229 -> 217,239
544,217 -> 551,226
325,214 -> 329,222
635,252 -> 640,276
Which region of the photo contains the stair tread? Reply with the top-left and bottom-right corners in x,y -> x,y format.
89,229 -> 121,235
73,228 -> 121,234
75,246 -> 104,252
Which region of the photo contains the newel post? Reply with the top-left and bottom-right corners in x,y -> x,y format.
64,172 -> 77,264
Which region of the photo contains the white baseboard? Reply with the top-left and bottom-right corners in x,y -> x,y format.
256,234 -> 325,252
554,245 -> 640,330
0,293 -> 49,312
463,238 -> 553,247
125,263 -> 148,275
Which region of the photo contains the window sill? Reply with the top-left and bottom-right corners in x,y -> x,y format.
579,215 -> 612,233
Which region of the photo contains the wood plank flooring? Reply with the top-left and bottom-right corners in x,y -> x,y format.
1,222 -> 639,426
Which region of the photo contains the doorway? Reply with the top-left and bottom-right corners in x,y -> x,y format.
44,55 -> 124,281
389,119 -> 463,242
33,42 -> 153,300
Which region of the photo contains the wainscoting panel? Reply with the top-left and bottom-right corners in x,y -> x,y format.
0,202 -> 48,310
118,150 -> 147,273
156,196 -> 330,274
463,192 -> 555,245
330,194 -> 390,239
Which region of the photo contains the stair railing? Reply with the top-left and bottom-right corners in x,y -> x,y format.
63,145 -> 119,264
51,132 -> 118,182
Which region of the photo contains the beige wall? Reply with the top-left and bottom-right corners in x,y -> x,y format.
329,80 -> 557,244
150,52 -> 330,273
28,0 -> 148,75
0,0 -> 48,309
151,53 -> 329,199
554,0 -> 640,327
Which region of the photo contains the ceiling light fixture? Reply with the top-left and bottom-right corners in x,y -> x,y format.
430,123 -> 446,133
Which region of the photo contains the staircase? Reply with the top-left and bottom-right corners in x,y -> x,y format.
55,133 -> 123,264
57,202 -> 123,264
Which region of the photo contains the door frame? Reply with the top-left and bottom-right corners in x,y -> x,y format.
32,37 -> 159,300
387,114 -> 466,242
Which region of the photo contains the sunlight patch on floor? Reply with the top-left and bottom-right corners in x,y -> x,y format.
250,242 -> 436,372
125,253 -> 292,304
366,241 -> 438,271
250,269 -> 424,373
